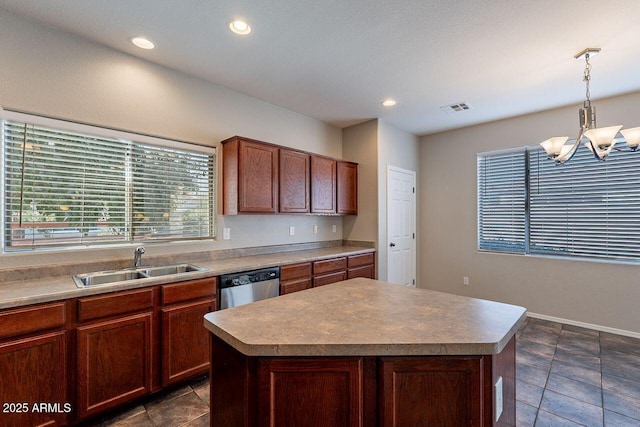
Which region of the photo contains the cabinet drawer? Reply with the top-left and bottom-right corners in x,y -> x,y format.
0,302 -> 66,340
348,253 -> 374,268
281,278 -> 312,295
348,265 -> 375,280
313,257 -> 347,275
162,278 -> 217,305
281,262 -> 312,281
78,288 -> 154,323
313,271 -> 347,287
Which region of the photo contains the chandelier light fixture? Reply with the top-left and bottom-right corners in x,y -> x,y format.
540,48 -> 640,164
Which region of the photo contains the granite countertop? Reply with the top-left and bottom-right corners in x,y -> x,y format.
204,278 -> 527,357
0,246 -> 374,310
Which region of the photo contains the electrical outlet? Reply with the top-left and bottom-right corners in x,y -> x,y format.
289,226 -> 295,236
463,276 -> 470,285
494,376 -> 503,422
313,225 -> 318,234
223,228 -> 231,240
332,224 -> 337,233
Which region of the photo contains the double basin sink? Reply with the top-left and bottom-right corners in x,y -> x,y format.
73,264 -> 207,288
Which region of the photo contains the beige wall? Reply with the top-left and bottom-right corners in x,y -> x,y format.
342,119 -> 419,282
343,120 -> 378,244
419,91 -> 640,333
0,10 -> 344,268
377,120 -> 420,282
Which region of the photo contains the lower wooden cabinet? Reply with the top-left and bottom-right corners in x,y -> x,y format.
0,331 -> 67,427
160,278 -> 217,387
210,335 -> 516,427
282,254 -> 375,294
257,358 -> 363,426
379,357 -> 482,426
313,257 -> 347,287
348,253 -> 375,279
76,312 -> 153,419
0,301 -> 68,427
313,270 -> 347,287
0,277 -> 219,425
280,262 -> 313,295
161,299 -> 215,386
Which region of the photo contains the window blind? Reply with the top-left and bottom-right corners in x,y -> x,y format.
132,143 -> 212,241
529,141 -> 640,261
477,150 -> 526,253
2,117 -> 215,251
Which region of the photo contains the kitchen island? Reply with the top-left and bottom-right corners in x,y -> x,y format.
204,278 -> 526,426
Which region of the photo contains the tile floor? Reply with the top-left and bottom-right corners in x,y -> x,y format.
84,317 -> 640,427
80,375 -> 210,427
515,317 -> 640,427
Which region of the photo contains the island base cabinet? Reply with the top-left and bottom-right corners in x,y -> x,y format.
210,335 -> 516,427
257,359 -> 363,427
76,313 -> 153,420
380,357 -> 482,426
0,332 -> 67,427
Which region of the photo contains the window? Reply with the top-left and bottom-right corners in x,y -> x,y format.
2,110 -> 215,251
477,149 -> 527,253
478,139 -> 640,262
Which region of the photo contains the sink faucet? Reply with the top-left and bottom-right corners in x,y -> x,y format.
134,246 -> 145,267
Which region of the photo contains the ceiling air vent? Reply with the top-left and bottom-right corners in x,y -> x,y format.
440,102 -> 472,114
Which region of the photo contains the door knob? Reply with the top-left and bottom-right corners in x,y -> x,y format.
389,242 -> 396,247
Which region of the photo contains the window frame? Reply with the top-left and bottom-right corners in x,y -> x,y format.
478,140 -> 640,264
1,108 -> 216,253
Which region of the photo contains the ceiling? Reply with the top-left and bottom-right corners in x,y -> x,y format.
1,0 -> 640,136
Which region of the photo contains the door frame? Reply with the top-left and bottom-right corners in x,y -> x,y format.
386,165 -> 417,286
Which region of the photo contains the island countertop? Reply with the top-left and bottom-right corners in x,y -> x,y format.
203,278 -> 526,357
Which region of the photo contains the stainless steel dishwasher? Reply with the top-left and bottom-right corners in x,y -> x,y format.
219,267 -> 280,309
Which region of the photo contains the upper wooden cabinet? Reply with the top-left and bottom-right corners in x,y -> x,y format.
310,156 -> 337,214
222,136 -> 357,215
222,136 -> 279,214
337,161 -> 358,215
280,149 -> 310,213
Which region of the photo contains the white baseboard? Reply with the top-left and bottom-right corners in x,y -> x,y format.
527,312 -> 640,339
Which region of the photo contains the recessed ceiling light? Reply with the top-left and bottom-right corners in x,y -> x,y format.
228,19 -> 252,35
382,99 -> 397,107
130,36 -> 155,50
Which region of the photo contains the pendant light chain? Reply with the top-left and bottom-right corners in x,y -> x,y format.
583,53 -> 592,103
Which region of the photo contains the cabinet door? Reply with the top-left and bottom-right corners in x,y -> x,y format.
239,139 -> 279,213
379,357 -> 482,427
311,156 -> 337,213
280,149 -> 310,213
0,332 -> 67,427
258,358 -> 363,427
77,312 -> 153,419
337,161 -> 358,215
162,299 -> 215,386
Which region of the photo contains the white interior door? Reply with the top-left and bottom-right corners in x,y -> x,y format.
387,166 -> 416,286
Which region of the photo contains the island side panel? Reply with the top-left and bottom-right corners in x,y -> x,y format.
210,335 -> 257,427
490,336 -> 516,427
